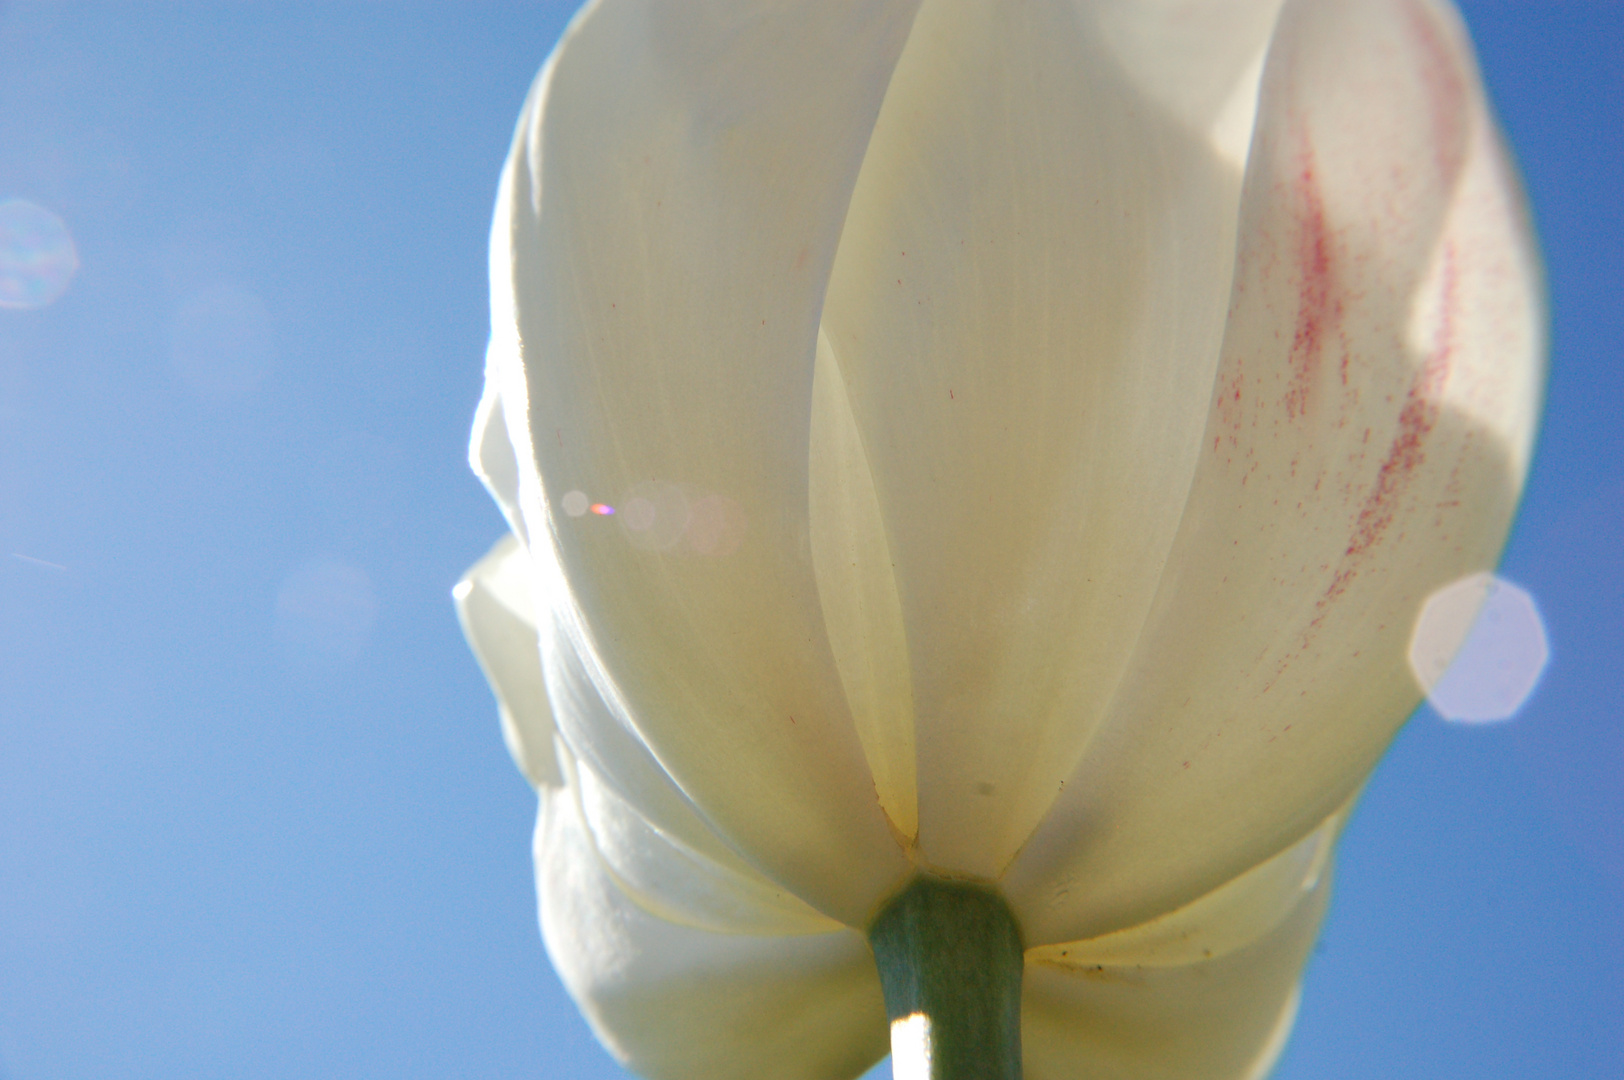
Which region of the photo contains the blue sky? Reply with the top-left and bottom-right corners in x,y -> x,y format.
0,3 -> 1618,1078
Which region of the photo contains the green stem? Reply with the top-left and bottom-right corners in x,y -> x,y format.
867,876 -> 1024,1080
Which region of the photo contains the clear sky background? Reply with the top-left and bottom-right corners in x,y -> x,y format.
0,2 -> 1618,1078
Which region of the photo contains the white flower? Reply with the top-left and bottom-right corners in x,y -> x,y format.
455,0 -> 1543,1076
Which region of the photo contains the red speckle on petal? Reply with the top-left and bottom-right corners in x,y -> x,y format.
1213,359 -> 1246,453
1316,244 -> 1459,618
1284,140 -> 1342,421
1343,243 -> 1457,562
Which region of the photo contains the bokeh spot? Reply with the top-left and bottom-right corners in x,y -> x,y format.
170,283 -> 275,402
615,480 -> 747,555
274,559 -> 377,668
618,481 -> 690,551
0,198 -> 80,310
1408,572 -> 1549,723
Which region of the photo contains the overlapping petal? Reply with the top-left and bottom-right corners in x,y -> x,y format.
535,776 -> 888,1080
454,534 -> 558,789
523,726 -> 1343,1080
1088,0 -> 1288,170
469,375 -> 529,546
1023,874 -> 1326,1080
817,0 -> 1259,879
458,528 -> 832,894
461,532 -> 883,1075
492,0 -> 925,923
571,752 -> 841,937
1006,0 -> 1542,944
809,329 -> 920,841
529,751 -> 1344,1080
1017,798 -> 1344,1078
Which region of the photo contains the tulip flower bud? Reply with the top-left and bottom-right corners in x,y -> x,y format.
457,0 -> 1542,1076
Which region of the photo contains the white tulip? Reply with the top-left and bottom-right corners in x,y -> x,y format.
455,0 -> 1543,1076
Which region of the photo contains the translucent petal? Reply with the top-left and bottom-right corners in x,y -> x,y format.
537,601 -> 757,872
1087,0 -> 1288,169
818,0 -> 1247,879
571,753 -> 842,937
1022,855 -> 1329,1080
1025,797 -> 1347,969
809,327 -> 918,841
535,783 -> 888,1080
468,372 -> 527,545
457,528 -> 761,883
453,535 -> 558,789
492,0 -> 921,922
529,536 -> 791,883
1006,0 -> 1543,944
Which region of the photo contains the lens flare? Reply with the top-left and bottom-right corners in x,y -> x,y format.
0,199 -> 79,310
1409,572 -> 1549,723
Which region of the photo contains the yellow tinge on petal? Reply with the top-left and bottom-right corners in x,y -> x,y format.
820,0 -> 1249,884
810,327 -> 919,843
1027,799 -> 1346,971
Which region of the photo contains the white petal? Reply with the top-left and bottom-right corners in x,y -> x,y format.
818,0 -> 1246,879
809,327 -> 918,841
493,0 -> 921,922
1087,0 -> 1288,169
468,371 -> 528,545
496,420 -> 855,901
1006,0 -> 1543,943
571,748 -> 841,937
453,535 -> 558,789
1022,852 -> 1329,1080
1025,798 -> 1346,970
532,564 -> 802,887
535,783 -> 888,1080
